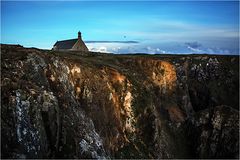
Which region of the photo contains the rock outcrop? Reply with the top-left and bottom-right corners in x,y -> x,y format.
1,44 -> 239,158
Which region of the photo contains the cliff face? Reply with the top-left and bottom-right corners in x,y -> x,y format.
1,44 -> 239,159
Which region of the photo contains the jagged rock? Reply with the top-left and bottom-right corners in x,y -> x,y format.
185,105 -> 239,158
1,44 -> 239,159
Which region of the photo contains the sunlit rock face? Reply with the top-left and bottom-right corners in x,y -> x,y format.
1,44 -> 239,159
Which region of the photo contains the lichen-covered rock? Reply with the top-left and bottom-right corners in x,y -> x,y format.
1,44 -> 239,159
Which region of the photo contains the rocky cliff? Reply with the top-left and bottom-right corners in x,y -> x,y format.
1,44 -> 239,159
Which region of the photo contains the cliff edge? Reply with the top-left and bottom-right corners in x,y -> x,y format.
1,44 -> 239,158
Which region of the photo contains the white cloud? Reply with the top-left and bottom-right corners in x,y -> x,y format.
99,46 -> 107,52
88,46 -> 109,53
86,41 -> 236,55
87,42 -> 171,54
187,46 -> 203,53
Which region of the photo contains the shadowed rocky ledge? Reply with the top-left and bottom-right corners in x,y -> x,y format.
1,44 -> 239,159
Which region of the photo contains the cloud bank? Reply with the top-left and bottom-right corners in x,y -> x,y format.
85,41 -> 139,44
86,41 -> 238,55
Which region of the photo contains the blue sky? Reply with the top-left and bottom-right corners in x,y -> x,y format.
1,1 -> 239,54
